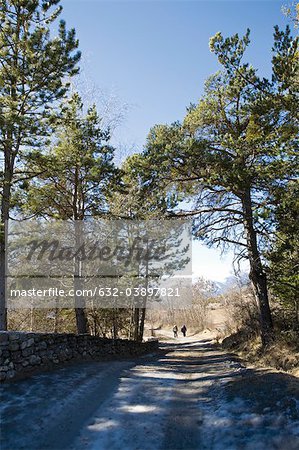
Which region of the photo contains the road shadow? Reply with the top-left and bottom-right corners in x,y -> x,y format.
1,336 -> 299,450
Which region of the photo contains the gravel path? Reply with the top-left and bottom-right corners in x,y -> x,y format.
1,336 -> 299,450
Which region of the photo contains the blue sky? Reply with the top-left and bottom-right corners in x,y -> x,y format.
61,0 -> 288,281
62,0 -> 287,149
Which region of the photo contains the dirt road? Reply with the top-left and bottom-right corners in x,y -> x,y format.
1,336 -> 299,450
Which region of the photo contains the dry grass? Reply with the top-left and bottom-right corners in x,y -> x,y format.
222,331 -> 299,375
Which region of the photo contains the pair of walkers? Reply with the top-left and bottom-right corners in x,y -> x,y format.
173,324 -> 187,338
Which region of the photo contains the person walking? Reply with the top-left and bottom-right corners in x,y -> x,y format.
173,325 -> 178,338
181,325 -> 187,337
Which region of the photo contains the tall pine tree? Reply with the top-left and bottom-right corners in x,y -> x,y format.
141,27 -> 298,346
22,93 -> 120,333
0,0 -> 80,329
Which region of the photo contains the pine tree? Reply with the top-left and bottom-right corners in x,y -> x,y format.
141,27 -> 298,346
22,93 -> 120,333
0,0 -> 81,329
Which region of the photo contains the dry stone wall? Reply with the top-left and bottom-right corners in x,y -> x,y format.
0,331 -> 158,382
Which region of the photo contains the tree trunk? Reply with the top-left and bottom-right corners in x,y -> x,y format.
0,156 -> 13,330
138,307 -> 146,342
74,221 -> 88,334
137,245 -> 149,342
133,308 -> 140,341
0,235 -> 7,330
53,304 -> 59,333
112,310 -> 118,340
242,189 -> 273,346
75,308 -> 88,334
30,305 -> 34,332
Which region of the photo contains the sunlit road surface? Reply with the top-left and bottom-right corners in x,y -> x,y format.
1,335 -> 299,450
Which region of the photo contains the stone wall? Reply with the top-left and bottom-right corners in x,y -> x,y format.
0,331 -> 158,382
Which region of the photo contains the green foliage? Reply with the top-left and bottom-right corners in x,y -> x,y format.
109,152 -> 172,219
1,2 -> 298,339
22,93 -> 121,219
137,25 -> 299,344
0,0 -> 80,159
267,181 -> 299,322
0,0 -> 81,330
141,26 -> 298,251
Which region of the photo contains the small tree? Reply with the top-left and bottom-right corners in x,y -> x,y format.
109,155 -> 159,342
23,93 -> 120,333
109,154 -> 176,342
